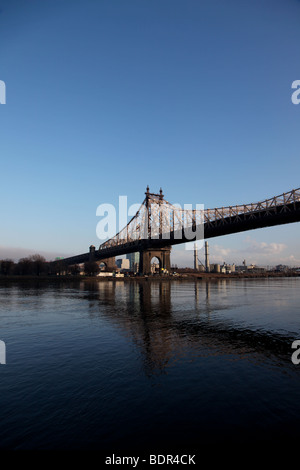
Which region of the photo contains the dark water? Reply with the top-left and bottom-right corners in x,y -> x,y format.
0,277 -> 300,454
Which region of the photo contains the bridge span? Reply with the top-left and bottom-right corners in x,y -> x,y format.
54,186 -> 300,274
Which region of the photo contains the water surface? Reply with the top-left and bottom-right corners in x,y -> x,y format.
0,277 -> 300,452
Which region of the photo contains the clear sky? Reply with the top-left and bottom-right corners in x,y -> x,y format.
1,0 -> 300,267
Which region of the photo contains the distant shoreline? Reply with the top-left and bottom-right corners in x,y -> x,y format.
0,271 -> 299,283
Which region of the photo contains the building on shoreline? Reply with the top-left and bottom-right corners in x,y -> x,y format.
116,258 -> 130,270
126,252 -> 140,272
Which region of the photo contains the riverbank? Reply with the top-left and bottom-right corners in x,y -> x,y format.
0,271 -> 299,283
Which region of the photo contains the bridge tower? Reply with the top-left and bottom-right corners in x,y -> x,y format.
138,186 -> 171,274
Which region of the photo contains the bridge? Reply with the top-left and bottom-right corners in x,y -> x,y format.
54,186 -> 300,274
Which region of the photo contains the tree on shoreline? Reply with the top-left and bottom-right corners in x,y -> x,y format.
0,259 -> 15,276
0,254 -> 49,276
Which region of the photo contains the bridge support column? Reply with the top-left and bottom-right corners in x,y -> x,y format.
139,247 -> 171,275
98,257 -> 116,270
89,246 -> 115,270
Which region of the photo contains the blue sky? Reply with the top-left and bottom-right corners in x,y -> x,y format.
0,0 -> 300,267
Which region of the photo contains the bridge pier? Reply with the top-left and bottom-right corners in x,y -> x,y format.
97,257 -> 116,270
139,247 -> 171,275
89,245 -> 115,270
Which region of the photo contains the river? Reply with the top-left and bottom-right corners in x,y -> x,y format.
0,277 -> 299,455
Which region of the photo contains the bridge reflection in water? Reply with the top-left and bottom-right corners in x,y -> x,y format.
79,279 -> 294,377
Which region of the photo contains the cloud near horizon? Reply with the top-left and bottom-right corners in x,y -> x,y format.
243,236 -> 286,255
208,237 -> 296,267
170,237 -> 296,267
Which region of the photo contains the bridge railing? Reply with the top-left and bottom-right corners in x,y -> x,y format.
204,188 -> 300,223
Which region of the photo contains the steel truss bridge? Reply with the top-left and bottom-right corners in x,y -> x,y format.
55,186 -> 300,273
